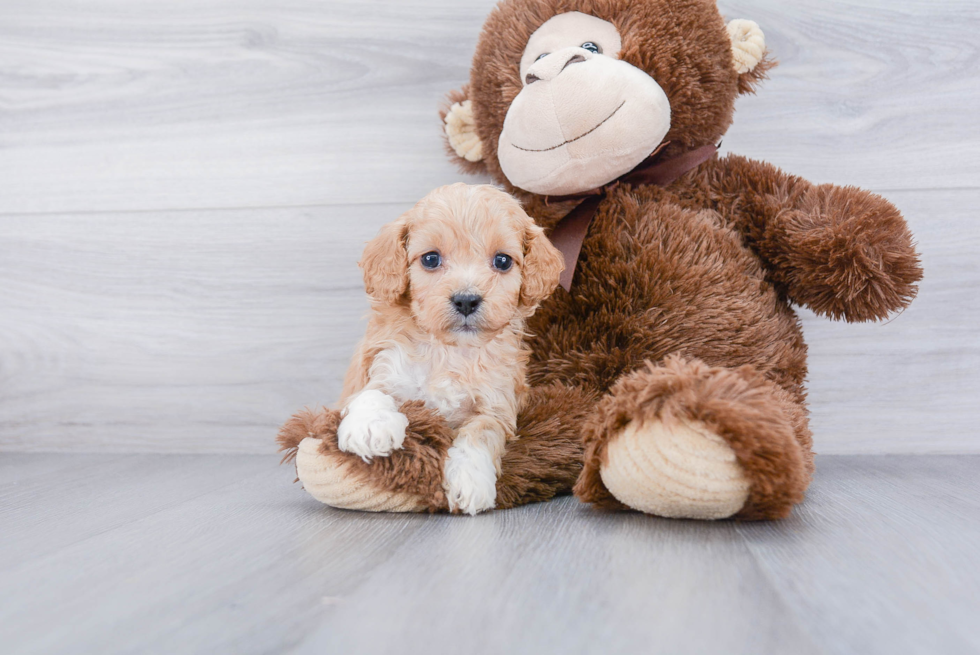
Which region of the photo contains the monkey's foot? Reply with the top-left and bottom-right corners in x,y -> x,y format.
575,355 -> 812,520
599,419 -> 749,519
296,437 -> 427,512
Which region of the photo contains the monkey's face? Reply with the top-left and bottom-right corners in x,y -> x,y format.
497,12 -> 670,196
442,0 -> 773,199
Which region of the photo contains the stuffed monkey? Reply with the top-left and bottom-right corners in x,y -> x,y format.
281,0 -> 921,520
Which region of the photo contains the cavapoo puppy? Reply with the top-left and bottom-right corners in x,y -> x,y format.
337,183 -> 564,514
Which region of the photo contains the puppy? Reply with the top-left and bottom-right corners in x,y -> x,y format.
337,183 -> 564,515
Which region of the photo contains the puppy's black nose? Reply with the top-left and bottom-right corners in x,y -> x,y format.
451,293 -> 482,317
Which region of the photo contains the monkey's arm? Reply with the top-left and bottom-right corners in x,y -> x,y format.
699,154 -> 922,322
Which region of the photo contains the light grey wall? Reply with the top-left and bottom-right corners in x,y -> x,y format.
0,0 -> 977,453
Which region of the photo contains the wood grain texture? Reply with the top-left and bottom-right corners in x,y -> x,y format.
801,188 -> 980,453
0,454 -> 272,571
0,0 -> 976,214
0,204 -> 381,452
0,0 -> 977,453
294,502 -> 824,655
0,454 -> 433,655
718,0 -> 980,192
0,454 -> 978,654
737,455 -> 980,655
1,190 -> 977,454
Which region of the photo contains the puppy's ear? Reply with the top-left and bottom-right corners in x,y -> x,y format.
519,219 -> 564,311
360,217 -> 409,304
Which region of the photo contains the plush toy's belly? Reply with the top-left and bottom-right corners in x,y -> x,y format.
526,193 -> 807,396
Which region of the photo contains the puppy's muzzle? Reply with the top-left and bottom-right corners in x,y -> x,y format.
451,293 -> 482,317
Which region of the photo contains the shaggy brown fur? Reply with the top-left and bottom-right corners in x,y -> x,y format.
278,400 -> 455,511
494,383 -> 595,508
437,0 -> 920,519
278,384 -> 594,510
452,0 -> 774,184
574,356 -> 812,520
283,0 -> 921,521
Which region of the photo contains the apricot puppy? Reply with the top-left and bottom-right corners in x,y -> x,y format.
337,183 -> 563,515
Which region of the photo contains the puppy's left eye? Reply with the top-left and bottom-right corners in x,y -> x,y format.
581,42 -> 601,54
420,252 -> 441,269
492,253 -> 513,271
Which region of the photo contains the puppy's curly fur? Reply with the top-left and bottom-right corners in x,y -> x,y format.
326,183 -> 563,515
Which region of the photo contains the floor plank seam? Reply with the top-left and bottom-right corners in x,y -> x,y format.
2,184 -> 976,219
0,199 -> 437,219
733,527 -> 835,655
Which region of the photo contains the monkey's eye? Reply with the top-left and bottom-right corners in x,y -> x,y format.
420,252 -> 442,270
535,52 -> 549,62
492,253 -> 513,272
581,42 -> 601,54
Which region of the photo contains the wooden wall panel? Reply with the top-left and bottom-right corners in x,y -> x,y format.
0,190 -> 976,453
0,0 -> 976,452
0,0 -> 975,213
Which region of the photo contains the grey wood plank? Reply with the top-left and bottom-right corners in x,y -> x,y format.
2,454 -> 978,655
0,0 -> 493,214
0,204 -> 383,452
717,0 -> 980,193
0,0 -> 976,215
1,189 -> 977,454
0,455 -> 434,655
736,455 -> 980,655
0,454 -> 275,571
0,452 -> 126,486
292,498 -> 824,655
800,188 -> 980,453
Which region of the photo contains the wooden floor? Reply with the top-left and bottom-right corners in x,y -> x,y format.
0,453 -> 977,655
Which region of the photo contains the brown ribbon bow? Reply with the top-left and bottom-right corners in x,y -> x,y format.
547,143 -> 720,291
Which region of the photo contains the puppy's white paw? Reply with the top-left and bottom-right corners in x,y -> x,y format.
337,390 -> 408,461
444,442 -> 497,515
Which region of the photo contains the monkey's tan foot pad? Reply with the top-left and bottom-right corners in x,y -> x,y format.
295,437 -> 427,512
600,419 -> 750,520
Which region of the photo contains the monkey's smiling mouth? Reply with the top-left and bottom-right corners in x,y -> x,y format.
511,100 -> 626,153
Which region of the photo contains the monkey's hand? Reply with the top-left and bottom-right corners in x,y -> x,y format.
762,184 -> 922,322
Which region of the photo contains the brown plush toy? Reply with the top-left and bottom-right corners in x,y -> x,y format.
279,0 -> 922,520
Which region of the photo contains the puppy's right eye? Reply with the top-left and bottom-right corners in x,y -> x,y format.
420,252 -> 441,270
492,253 -> 513,271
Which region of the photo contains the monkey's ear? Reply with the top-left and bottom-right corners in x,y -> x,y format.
360,217 -> 409,305
726,19 -> 776,94
440,86 -> 488,174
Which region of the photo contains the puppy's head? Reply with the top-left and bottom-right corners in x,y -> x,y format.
360,183 -> 563,345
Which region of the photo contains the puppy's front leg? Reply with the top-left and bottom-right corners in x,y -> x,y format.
337,388 -> 409,462
444,415 -> 510,515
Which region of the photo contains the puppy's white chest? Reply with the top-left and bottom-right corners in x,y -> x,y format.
371,344 -> 477,426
